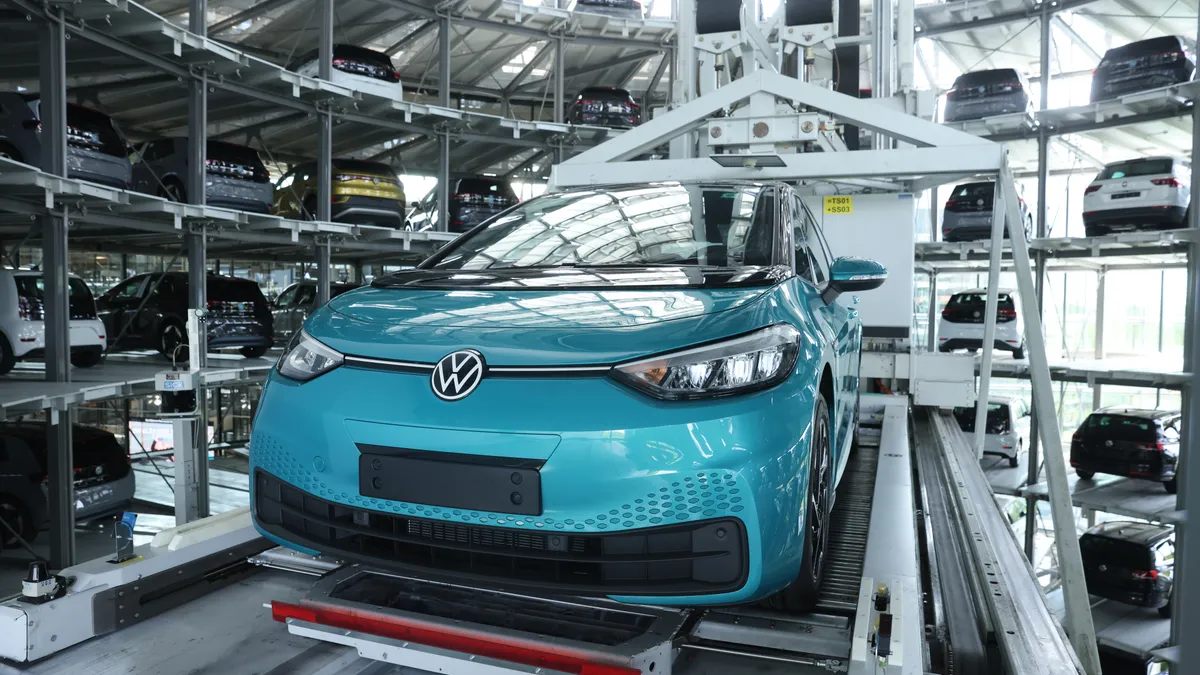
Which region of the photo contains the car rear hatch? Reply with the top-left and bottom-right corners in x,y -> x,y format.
206,141 -> 270,184
71,426 -> 132,487
1096,36 -> 1189,87
64,104 -> 127,158
946,69 -> 1026,114
450,178 -> 519,227
1072,413 -> 1164,475
1085,157 -> 1179,209
941,292 -> 1017,324
952,403 -> 1011,435
14,276 -> 99,320
332,44 -> 400,83
207,276 -> 269,322
1080,534 -> 1158,594
573,88 -> 640,125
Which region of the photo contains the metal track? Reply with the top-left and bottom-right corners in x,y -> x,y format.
816,443 -> 880,614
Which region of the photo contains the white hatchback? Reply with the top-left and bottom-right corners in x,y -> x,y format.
0,270 -> 107,375
937,289 -> 1025,359
1082,156 -> 1190,237
953,397 -> 1027,467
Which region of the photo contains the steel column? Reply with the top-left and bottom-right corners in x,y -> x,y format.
437,130 -> 451,231
926,271 -> 937,352
999,165 -> 1101,675
317,0 -> 334,227
973,183 -> 1007,460
40,8 -> 73,570
1174,7 -> 1200,657
316,238 -> 331,306
1092,268 -> 1105,409
554,37 -> 566,124
439,16 -> 452,108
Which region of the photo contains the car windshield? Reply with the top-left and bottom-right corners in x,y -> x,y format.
422,183 -> 780,271
1099,159 -> 1174,180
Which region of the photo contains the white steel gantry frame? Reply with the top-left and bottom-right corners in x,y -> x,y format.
551,58 -> 1102,675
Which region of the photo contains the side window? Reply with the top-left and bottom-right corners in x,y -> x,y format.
1160,418 -> 1181,442
109,277 -> 146,300
274,286 -> 297,309
295,285 -> 316,307
792,195 -> 828,286
1155,540 -> 1175,568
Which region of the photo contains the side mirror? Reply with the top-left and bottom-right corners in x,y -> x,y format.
822,257 -> 887,304
409,201 -> 420,209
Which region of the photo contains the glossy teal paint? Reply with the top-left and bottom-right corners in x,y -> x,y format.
249,275 -> 867,605
830,256 -> 888,283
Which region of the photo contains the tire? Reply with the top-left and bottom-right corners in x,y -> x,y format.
158,180 -> 186,203
1024,215 -> 1033,242
71,346 -> 104,368
768,395 -> 833,612
1164,477 -> 1177,494
1076,469 -> 1095,480
968,347 -> 979,354
1158,594 -> 1172,619
240,345 -> 269,358
0,334 -> 14,376
1013,344 -> 1025,360
158,321 -> 188,360
1008,454 -> 1019,468
0,496 -> 36,548
1085,225 -> 1108,238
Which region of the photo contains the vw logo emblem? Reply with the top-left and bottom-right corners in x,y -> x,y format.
976,198 -> 985,206
1106,440 -> 1114,447
973,310 -> 981,317
1122,181 -> 1128,188
431,350 -> 485,401
1099,564 -> 1108,572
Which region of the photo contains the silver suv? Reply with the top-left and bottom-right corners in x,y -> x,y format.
0,92 -> 131,188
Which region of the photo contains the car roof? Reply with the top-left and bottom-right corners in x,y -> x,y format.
955,288 -> 1018,295
3,269 -> 83,279
1083,520 -> 1174,546
1092,406 -> 1179,420
1104,155 -> 1184,166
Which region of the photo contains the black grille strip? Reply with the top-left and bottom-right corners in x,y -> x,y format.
254,469 -> 748,596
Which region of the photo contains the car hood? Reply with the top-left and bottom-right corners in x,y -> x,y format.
309,267 -> 789,365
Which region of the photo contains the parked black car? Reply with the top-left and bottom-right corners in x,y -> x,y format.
940,181 -> 1033,242
1091,35 -> 1195,103
0,422 -> 134,547
97,272 -> 273,359
1080,521 -> 1174,618
1071,407 -> 1181,493
132,139 -> 273,213
568,86 -> 641,128
0,92 -> 132,188
943,68 -> 1032,123
407,176 -> 520,233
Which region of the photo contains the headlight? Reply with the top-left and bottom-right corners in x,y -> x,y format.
277,330 -> 343,382
612,324 -> 801,400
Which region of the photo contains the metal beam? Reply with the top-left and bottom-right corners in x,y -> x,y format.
1052,15 -> 1102,62
439,16 -> 452,108
502,41 -> 553,94
915,0 -> 1100,37
517,50 -> 663,91
643,54 -> 669,122
317,0 -> 333,225
553,37 -> 565,125
387,20 -> 436,55
210,0 -> 300,35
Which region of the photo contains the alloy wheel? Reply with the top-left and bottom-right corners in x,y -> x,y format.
0,502 -> 26,547
162,324 -> 187,359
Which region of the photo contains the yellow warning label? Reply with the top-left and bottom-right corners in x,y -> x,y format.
823,195 -> 853,215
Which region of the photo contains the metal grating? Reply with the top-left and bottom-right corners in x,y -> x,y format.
816,442 -> 880,614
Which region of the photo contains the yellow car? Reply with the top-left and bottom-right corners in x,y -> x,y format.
273,159 -> 406,228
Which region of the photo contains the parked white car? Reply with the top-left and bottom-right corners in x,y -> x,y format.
937,288 -> 1025,359
289,44 -> 404,102
953,397 -> 1027,467
1082,156 -> 1190,237
0,270 -> 106,374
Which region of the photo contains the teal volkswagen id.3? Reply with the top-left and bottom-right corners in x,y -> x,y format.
250,181 -> 886,609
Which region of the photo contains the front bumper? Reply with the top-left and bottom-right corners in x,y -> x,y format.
332,195 -> 406,228
249,363 -> 818,606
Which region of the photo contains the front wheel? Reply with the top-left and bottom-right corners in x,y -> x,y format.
1013,344 -> 1026,360
1164,477 -> 1177,494
768,395 -> 833,612
240,345 -> 269,358
0,497 -> 35,548
1076,469 -> 1095,480
1008,454 -> 1019,468
0,334 -> 14,376
159,322 -> 188,360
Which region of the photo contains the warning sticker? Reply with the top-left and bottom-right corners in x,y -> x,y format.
823,195 -> 853,215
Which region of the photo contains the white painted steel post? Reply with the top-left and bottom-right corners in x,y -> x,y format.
1092,268 -> 1105,409
973,181 -> 1007,460
998,164 -> 1101,675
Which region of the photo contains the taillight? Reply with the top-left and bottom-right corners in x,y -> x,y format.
1084,184 -> 1101,194
332,57 -> 346,66
1133,569 -> 1159,580
998,308 -> 1017,321
944,199 -> 958,207
1136,441 -> 1165,452
1151,178 -> 1182,187
941,307 -> 952,317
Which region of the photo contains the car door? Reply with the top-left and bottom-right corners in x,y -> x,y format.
792,192 -> 856,461
271,284 -> 298,341
97,276 -> 150,346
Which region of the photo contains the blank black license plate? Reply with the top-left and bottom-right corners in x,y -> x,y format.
358,447 -> 542,516
1111,191 -> 1141,199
